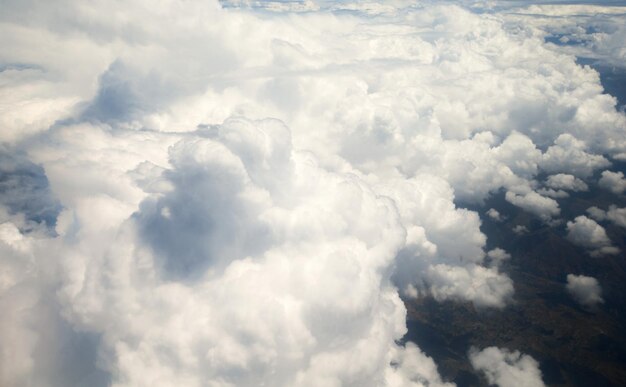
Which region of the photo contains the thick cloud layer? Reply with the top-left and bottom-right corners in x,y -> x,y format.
1,0 -> 626,385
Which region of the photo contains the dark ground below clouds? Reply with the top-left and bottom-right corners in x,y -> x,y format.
402,171 -> 626,387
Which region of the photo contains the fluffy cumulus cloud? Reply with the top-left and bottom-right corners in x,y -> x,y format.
605,206 -> 626,228
1,0 -> 626,385
469,346 -> 545,387
566,215 -> 619,257
386,343 -> 454,387
487,248 -> 511,267
512,225 -> 529,235
6,116 -> 447,387
505,190 -> 560,222
587,205 -> 626,228
545,173 -> 588,192
487,208 -> 505,222
540,134 -> 611,177
539,173 -> 589,198
566,274 -> 604,308
598,170 -> 626,195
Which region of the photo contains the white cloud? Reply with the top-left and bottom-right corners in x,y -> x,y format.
566,215 -> 619,257
545,173 -> 588,192
386,342 -> 454,387
587,205 -> 626,228
538,173 -> 593,198
606,206 -> 626,228
566,274 -> 604,308
598,171 -> 626,195
1,0 -> 626,385
424,264 -> 514,309
536,188 -> 569,199
586,206 -> 607,221
505,190 -> 560,222
0,214 -> 107,387
376,174 -> 513,308
487,208 -> 505,222
469,346 -> 545,387
540,134 -> 610,178
512,225 -> 529,235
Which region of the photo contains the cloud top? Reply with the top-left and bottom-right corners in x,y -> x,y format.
566,274 -> 604,308
469,346 -> 545,387
566,215 -> 619,256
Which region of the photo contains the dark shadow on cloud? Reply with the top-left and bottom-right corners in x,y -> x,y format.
135,194 -> 222,280
80,60 -> 175,124
133,156 -> 273,281
81,61 -> 146,123
83,63 -> 139,122
0,146 -> 61,229
31,294 -> 111,387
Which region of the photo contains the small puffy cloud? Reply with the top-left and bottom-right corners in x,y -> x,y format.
545,173 -> 588,192
45,118 -> 411,386
606,206 -> 626,228
487,248 -> 511,266
469,346 -> 545,387
587,205 -> 626,228
492,132 -> 541,179
536,188 -> 569,199
586,206 -> 607,222
378,175 -> 513,308
0,67 -> 79,144
424,264 -> 514,309
487,208 -> 505,222
598,171 -> 626,195
0,219 -> 108,387
505,191 -> 560,222
386,343 -> 454,387
566,274 -> 604,308
566,215 -> 619,256
512,225 -> 529,235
